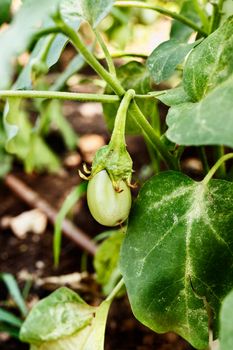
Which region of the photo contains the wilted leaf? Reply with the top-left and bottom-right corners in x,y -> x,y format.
94,230 -> 124,295
121,171 -> 233,349
20,287 -> 112,350
3,98 -> 60,172
0,0 -> 61,89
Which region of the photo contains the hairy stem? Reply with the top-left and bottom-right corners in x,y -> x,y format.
57,19 -> 125,96
110,89 -> 135,149
129,101 -> 178,170
0,90 -> 120,103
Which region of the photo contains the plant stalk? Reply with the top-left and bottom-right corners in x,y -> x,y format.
58,19 -> 125,96
202,153 -> 233,185
110,89 -> 135,150
0,90 -> 120,103
94,29 -> 117,76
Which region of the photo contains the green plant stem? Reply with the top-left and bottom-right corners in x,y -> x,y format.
39,34 -> 56,62
94,29 -> 116,76
29,27 -> 61,49
210,0 -> 226,33
106,278 -> 124,302
57,18 -> 177,169
193,0 -> 209,31
110,89 -> 135,149
129,101 -> 178,170
0,90 -> 120,103
115,1 -> 207,36
97,52 -> 148,60
57,19 -> 125,96
213,145 -> 226,178
198,146 -> 210,175
202,153 -> 233,185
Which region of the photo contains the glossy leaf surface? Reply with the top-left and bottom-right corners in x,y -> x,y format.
121,171 -> 233,349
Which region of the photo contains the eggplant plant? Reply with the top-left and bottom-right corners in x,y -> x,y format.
1,0 -> 233,349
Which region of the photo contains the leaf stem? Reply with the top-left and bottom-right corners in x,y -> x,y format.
115,1 -> 208,36
110,89 -> 135,150
193,0 -> 209,32
213,145 -> 226,178
129,101 -> 178,170
202,153 -> 233,185
56,17 -> 177,169
57,18 -> 125,96
209,0 -> 226,33
96,52 -> 148,60
198,146 -> 210,175
106,278 -> 124,302
94,29 -> 117,76
0,90 -> 120,103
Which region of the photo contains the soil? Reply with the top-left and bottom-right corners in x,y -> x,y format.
0,98 -> 197,350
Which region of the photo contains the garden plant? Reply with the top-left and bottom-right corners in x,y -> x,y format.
1,0 -> 233,349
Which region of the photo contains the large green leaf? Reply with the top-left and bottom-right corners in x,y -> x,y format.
219,289 -> 233,350
103,61 -> 157,134
170,0 -> 201,41
0,0 -> 61,89
147,39 -> 196,84
120,171 -> 233,349
183,16 -> 233,101
60,0 -> 115,28
166,76 -> 233,147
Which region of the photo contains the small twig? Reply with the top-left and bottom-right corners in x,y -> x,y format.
4,174 -> 97,256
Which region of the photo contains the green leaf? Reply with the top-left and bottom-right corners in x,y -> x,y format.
0,0 -> 61,89
147,39 -> 196,84
20,287 -> 95,345
20,287 -> 111,350
120,171 -> 233,349
0,308 -> 22,328
170,0 -> 200,41
219,289 -> 233,350
183,16 -> 233,101
166,76 -> 233,147
3,98 -> 60,172
54,182 -> 87,266
157,86 -> 192,106
0,0 -> 12,25
94,230 -> 124,295
103,61 -> 156,134
1,273 -> 27,317
60,0 -> 115,28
